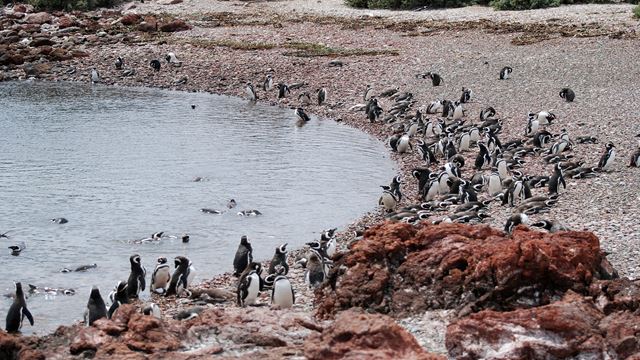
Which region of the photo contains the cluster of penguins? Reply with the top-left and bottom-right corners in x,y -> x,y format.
90,52 -> 183,84
368,69 -> 639,235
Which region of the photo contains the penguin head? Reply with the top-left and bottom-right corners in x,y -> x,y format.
240,235 -> 249,246
157,256 -> 167,264
174,256 -> 189,268
605,142 -> 615,150
14,282 -> 22,293
130,254 -> 141,265
276,243 -> 288,254
90,286 -> 101,299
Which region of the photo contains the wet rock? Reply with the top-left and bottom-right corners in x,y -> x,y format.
446,291 -> 640,359
305,309 -> 444,360
159,19 -> 190,32
316,223 -> 614,318
24,12 -> 52,25
120,13 -> 141,26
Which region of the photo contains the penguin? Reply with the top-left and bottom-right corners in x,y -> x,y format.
504,213 -> 529,234
115,56 -> 123,70
531,220 -> 570,233
378,189 -> 398,212
74,264 -> 97,272
363,85 -> 373,101
85,287 -> 107,326
427,72 -> 442,86
142,303 -> 162,318
237,267 -> 261,306
174,307 -> 204,320
151,231 -> 164,240
474,143 -> 491,170
598,142 -> 616,171
487,170 -> 502,197
165,256 -> 192,297
396,134 -> 411,153
107,281 -> 128,319
559,88 -> 575,102
317,87 -> 327,105
499,66 -> 512,80
90,68 -> 100,83
576,136 -> 598,144
263,74 -> 273,91
165,52 -> 181,66
426,100 -> 443,114
51,217 -> 68,224
305,250 -> 325,288
525,118 -> 539,137
227,199 -> 237,209
536,111 -> 556,125
150,59 -> 161,72
245,82 -> 258,101
417,140 -> 438,166
548,163 -> 567,195
181,234 -> 190,243
271,275 -> 295,308
126,254 -> 146,299
452,101 -> 464,120
277,83 -> 290,98
5,282 -> 34,333
298,92 -> 312,106
150,257 -> 171,294
459,88 -> 472,104
237,210 -> 262,216
201,208 -> 223,214
8,242 -> 25,256
268,243 -> 289,275
630,141 -> 640,167
295,107 -> 311,122
233,235 -> 253,276
480,107 -> 496,121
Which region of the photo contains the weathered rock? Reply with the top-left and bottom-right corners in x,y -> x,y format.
23,62 -> 51,77
159,19 -> 190,32
120,13 -> 141,26
49,48 -> 72,61
0,331 -> 24,360
123,312 -> 182,353
30,37 -> 55,47
305,309 -> 444,360
589,278 -> 640,314
0,52 -> 24,65
137,21 -> 156,32
69,326 -> 107,355
24,12 -> 52,25
57,16 -> 77,29
317,223 -> 615,318
446,291 -> 640,359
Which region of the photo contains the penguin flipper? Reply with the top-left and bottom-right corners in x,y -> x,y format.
108,301 -> 120,319
560,177 -> 566,189
139,275 -> 146,292
291,287 -> 295,305
22,307 -> 34,326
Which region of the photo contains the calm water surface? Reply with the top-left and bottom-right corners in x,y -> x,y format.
0,81 -> 394,334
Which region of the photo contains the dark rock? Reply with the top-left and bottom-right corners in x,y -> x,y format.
0,53 -> 24,65
589,278 -> 640,314
30,37 -> 55,47
305,309 -> 444,360
159,19 -> 190,32
0,331 -> 24,360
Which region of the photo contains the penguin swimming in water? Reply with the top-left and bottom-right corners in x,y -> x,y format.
233,235 -> 253,276
8,242 -> 25,256
295,107 -> 311,122
181,234 -> 190,243
200,208 -> 223,214
115,57 -> 123,70
245,82 -> 258,101
5,282 -> 34,333
51,217 -> 68,224
126,254 -> 146,299
317,87 -> 327,105
531,220 -> 570,233
150,257 -> 171,294
85,287 -> 107,326
237,265 -> 262,306
504,213 -> 529,235
271,275 -> 294,308
237,210 -> 262,216
107,281 -> 128,319
499,66 -> 512,80
150,59 -> 161,72
559,88 -> 575,102
598,142 -> 616,171
263,74 -> 273,91
227,199 -> 237,209
268,243 -> 289,275
90,68 -> 100,83
165,256 -> 192,297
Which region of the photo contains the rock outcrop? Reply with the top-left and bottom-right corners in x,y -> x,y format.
316,222 -> 616,318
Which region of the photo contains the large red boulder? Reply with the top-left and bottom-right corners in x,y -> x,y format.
24,12 -> 51,25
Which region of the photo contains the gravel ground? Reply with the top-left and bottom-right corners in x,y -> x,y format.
14,0 -> 640,353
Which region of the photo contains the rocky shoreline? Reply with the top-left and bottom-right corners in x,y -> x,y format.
2,1 -> 640,358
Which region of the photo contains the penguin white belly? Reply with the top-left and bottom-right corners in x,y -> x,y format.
397,137 -> 410,153
151,267 -> 170,293
488,176 -> 502,196
604,151 -> 616,170
325,239 -> 336,258
272,279 -> 294,308
186,265 -> 196,288
459,135 -> 470,152
245,273 -> 260,305
497,161 -> 509,180
407,124 -> 418,137
453,106 -> 463,120
379,193 -> 396,211
438,174 -> 450,195
425,181 -> 439,201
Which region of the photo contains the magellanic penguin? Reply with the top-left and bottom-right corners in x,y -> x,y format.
5,282 -> 34,333
630,139 -> 640,167
427,72 -> 442,86
263,74 -> 273,91
126,254 -> 146,299
85,286 -> 107,326
233,235 -> 253,276
277,83 -> 290,98
396,134 -> 411,153
268,243 -> 289,275
165,256 -> 192,297
504,213 -> 529,235
559,88 -> 575,102
107,281 -> 128,319
317,87 -> 327,105
480,107 -> 496,121
531,220 -> 570,233
598,142 -> 616,171
487,170 -> 503,197
150,257 -> 171,294
142,303 -> 162,319
459,88 -> 472,104
379,189 -> 398,212
298,92 -> 312,106
165,52 -> 182,66
150,59 -> 161,72
227,199 -> 237,209
245,82 -> 258,101
115,56 -> 123,70
237,266 -> 261,307
548,163 -> 567,195
305,250 -> 325,288
90,68 -> 100,83
499,66 -> 512,80
271,275 -> 295,309
237,209 -> 262,216
295,107 -> 311,122
8,242 -> 25,256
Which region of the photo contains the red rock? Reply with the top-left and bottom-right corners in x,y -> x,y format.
122,313 -> 182,353
57,16 -> 77,29
120,13 -> 141,26
24,12 -> 52,25
316,223 -> 615,318
0,331 -> 24,360
305,309 -> 444,360
159,19 -> 190,32
38,46 -> 53,55
589,278 -> 640,314
93,319 -> 126,336
0,53 -> 24,65
69,326 -> 107,355
71,50 -> 89,58
137,17 -> 157,33
13,4 -> 27,13
49,48 -> 72,61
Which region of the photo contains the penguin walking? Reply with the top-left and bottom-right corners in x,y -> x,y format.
268,243 -> 289,275
559,88 -> 575,102
263,74 -> 273,91
233,235 -> 253,276
165,256 -> 192,297
304,250 -> 325,288
245,82 -> 258,101
85,287 -> 107,326
150,257 -> 171,294
271,275 -> 295,308
295,107 -> 311,122
115,57 -> 123,70
598,142 -> 616,171
504,213 -> 529,235
107,281 -> 128,319
90,68 -> 100,83
499,66 -> 512,80
317,87 -> 327,105
237,267 -> 261,306
548,163 -> 567,195
150,59 -> 161,72
5,282 -> 34,333
126,254 -> 146,299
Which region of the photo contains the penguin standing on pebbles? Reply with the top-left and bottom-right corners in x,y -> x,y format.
237,265 -> 261,306
317,87 -> 327,105
499,66 -> 512,80
165,52 -> 182,66
268,243 -> 289,275
150,257 -> 171,294
277,83 -> 290,99
126,255 -> 146,299
305,251 -> 325,288
85,286 -> 107,326
630,137 -> 640,167
233,236 -> 253,276
559,88 -> 575,102
426,72 -> 442,86
263,74 -> 273,91
548,163 -> 566,195
598,142 -> 616,171
150,59 -> 161,72
165,256 -> 192,297
115,57 -> 123,70
5,282 -> 34,333
379,189 -> 398,212
245,82 -> 258,101
271,275 -> 294,308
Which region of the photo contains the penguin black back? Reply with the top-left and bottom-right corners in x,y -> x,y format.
268,243 -> 289,275
86,287 -> 107,326
107,281 -> 128,319
5,282 -> 34,332
165,256 -> 191,296
126,254 -> 146,299
233,235 -> 253,276
150,59 -> 161,72
559,88 -> 575,102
